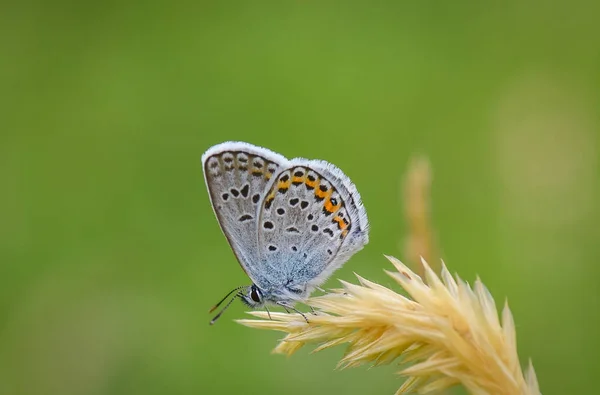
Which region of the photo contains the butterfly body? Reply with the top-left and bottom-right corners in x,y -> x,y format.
202,142 -> 369,320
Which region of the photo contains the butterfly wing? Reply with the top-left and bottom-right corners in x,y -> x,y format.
256,158 -> 369,295
202,142 -> 290,282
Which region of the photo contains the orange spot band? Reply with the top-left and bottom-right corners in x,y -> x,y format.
278,180 -> 291,190
333,216 -> 347,230
324,198 -> 341,213
305,178 -> 318,189
315,188 -> 330,199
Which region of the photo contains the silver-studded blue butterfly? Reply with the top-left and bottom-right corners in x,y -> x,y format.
202,142 -> 369,324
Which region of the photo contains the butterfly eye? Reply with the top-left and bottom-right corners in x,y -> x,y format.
250,287 -> 261,303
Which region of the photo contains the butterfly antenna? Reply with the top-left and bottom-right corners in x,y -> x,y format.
209,286 -> 246,313
210,291 -> 242,325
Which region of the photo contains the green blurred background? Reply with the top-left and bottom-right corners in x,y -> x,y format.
1,2 -> 599,394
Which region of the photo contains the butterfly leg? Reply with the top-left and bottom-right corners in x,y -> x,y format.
276,301 -> 309,323
264,305 -> 272,320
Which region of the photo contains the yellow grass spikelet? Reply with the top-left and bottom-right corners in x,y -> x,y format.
238,256 -> 540,395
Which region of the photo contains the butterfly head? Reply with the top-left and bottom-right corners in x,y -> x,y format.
240,284 -> 265,308
209,284 -> 265,325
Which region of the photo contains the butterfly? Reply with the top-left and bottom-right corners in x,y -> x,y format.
202,142 -> 369,324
